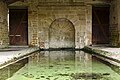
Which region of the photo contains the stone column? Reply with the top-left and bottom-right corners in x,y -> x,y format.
0,1 -> 9,48
86,5 -> 92,46
109,0 -> 120,47
117,0 -> 120,46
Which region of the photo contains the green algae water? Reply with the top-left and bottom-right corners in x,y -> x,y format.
6,51 -> 120,80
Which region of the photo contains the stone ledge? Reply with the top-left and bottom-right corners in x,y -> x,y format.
83,46 -> 120,63
0,47 -> 39,69
83,46 -> 120,74
37,2 -> 85,6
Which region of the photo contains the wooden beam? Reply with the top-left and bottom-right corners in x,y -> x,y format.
4,0 -> 24,5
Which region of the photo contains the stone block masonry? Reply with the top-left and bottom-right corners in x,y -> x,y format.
27,0 -> 120,48
0,1 -> 9,48
28,1 -> 92,49
1,0 -> 119,48
110,0 -> 120,47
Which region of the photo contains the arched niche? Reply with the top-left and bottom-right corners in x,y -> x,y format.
49,18 -> 75,48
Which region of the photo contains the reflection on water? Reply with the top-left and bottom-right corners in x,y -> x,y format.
6,51 -> 120,80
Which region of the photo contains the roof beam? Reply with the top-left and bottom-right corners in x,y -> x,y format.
4,0 -> 23,5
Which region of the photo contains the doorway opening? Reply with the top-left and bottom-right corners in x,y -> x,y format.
92,6 -> 110,45
9,9 -> 28,46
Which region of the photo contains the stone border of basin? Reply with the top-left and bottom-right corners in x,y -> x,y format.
83,46 -> 120,74
0,47 -> 39,69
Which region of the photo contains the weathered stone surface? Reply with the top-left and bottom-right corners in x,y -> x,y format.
83,46 -> 120,74
5,0 -> 118,48
3,0 -> 94,48
0,1 -> 9,48
110,0 -> 120,47
27,1 -> 92,49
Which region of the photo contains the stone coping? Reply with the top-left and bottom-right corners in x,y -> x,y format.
83,46 -> 120,67
0,47 -> 39,69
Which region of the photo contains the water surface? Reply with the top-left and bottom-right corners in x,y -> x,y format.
7,51 -> 120,80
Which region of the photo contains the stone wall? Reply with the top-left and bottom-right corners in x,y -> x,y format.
2,0 -> 118,48
7,0 -> 92,49
0,1 -> 9,48
110,0 -> 120,46
28,1 -> 92,49
6,0 -> 120,48
118,0 -> 120,46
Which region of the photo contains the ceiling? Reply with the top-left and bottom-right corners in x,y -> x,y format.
3,0 -> 23,4
3,0 -> 113,5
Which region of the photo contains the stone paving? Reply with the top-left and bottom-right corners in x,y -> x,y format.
0,47 -> 39,69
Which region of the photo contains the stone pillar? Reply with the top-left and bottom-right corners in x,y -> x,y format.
86,5 -> 92,46
0,1 -> 9,48
117,0 -> 120,46
109,0 -> 120,47
28,2 -> 39,47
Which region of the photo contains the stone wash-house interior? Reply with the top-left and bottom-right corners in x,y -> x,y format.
1,0 -> 120,80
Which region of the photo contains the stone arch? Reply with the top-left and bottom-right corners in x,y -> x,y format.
49,18 -> 75,48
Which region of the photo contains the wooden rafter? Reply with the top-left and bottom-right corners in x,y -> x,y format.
3,0 -> 24,5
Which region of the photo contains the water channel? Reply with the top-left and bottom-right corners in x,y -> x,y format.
5,50 -> 120,80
